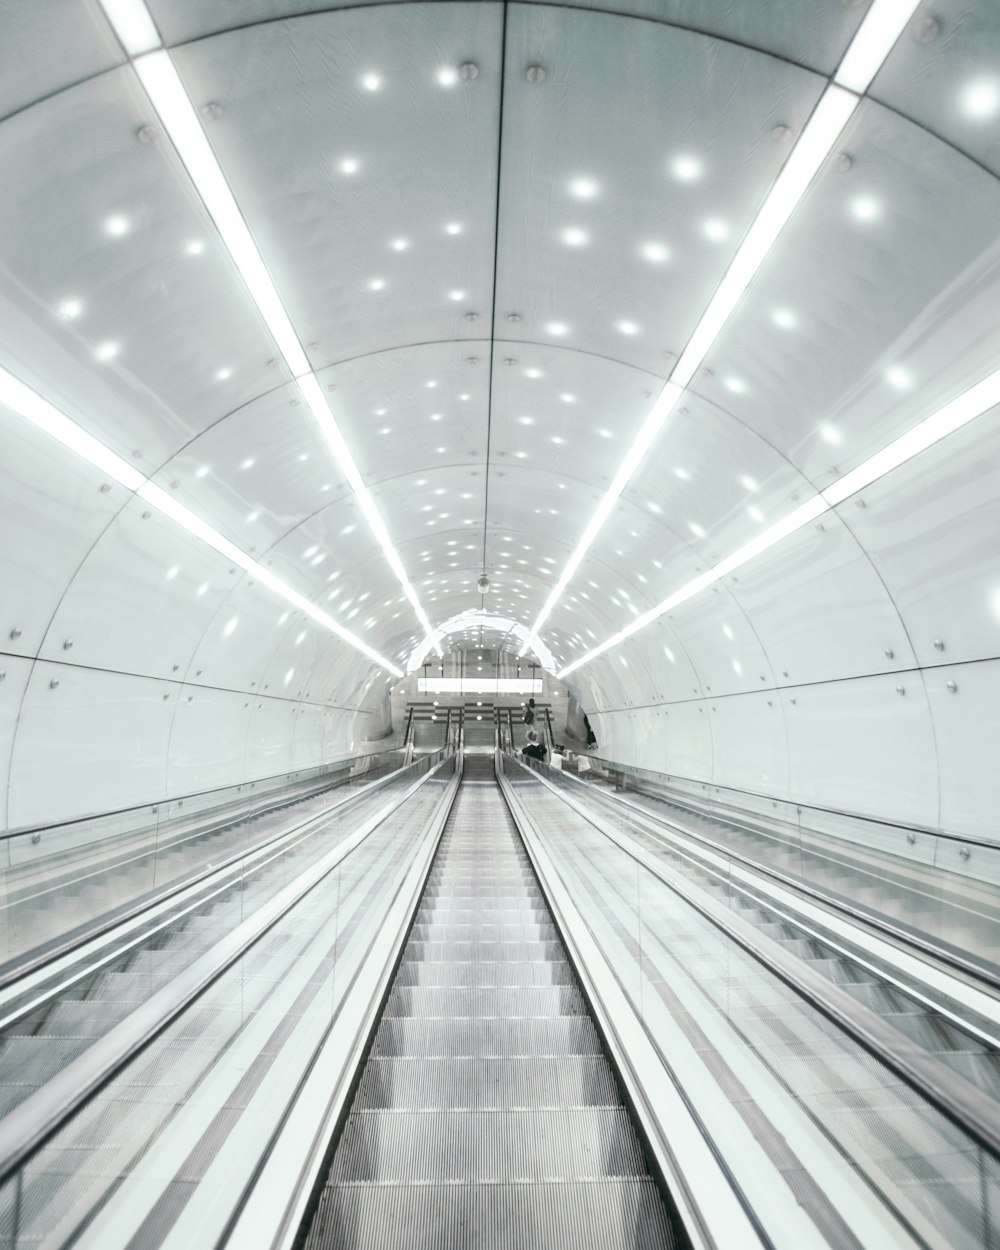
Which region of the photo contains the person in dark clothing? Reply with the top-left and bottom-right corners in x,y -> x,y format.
583,712 -> 597,748
522,730 -> 547,763
523,697 -> 536,726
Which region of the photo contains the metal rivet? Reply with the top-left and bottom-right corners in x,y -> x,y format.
896,685 -> 906,695
913,16 -> 940,42
163,693 -> 170,701
201,101 -> 223,121
525,64 -> 546,83
782,670 -> 789,678
99,483 -> 111,493
771,124 -> 792,143
170,481 -> 179,490
187,695 -> 194,702
946,680 -> 957,693
0,671 -> 6,682
172,664 -> 180,672
49,678 -> 60,689
141,511 -> 152,520
459,62 -> 479,80
132,449 -> 143,460
465,356 -> 480,364
31,833 -> 41,845
855,498 -> 866,509
506,312 -> 521,322
884,648 -> 895,660
136,124 -> 157,144
10,628 -> 22,641
833,151 -> 853,172
63,639 -> 73,650
196,670 -> 202,677
907,832 -> 916,844
815,523 -> 825,532
959,847 -> 971,861
789,697 -> 797,705
464,311 -> 479,322
933,639 -> 945,651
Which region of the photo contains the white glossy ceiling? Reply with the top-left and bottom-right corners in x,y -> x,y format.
2,0 -> 999,697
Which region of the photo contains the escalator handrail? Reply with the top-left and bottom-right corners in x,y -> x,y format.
501,750 -> 1000,1163
0,749 -> 458,1187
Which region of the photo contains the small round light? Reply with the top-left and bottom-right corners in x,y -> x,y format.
617,320 -> 639,336
671,155 -> 702,181
641,242 -> 669,263
562,227 -> 587,247
361,73 -> 381,91
568,177 -> 597,199
185,240 -> 204,256
437,67 -> 459,87
772,308 -> 796,329
851,195 -> 880,221
215,367 -> 232,381
95,341 -> 120,361
338,157 -> 359,174
962,79 -> 1000,120
390,238 -> 409,251
724,377 -> 745,393
546,322 -> 568,336
703,219 -> 729,241
886,366 -> 912,390
448,289 -> 465,301
105,215 -> 130,237
445,222 -> 462,235
559,392 -> 576,403
368,278 -> 385,291
58,298 -> 83,320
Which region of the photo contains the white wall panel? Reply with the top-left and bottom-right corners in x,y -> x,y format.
8,664 -> 174,828
290,703 -> 327,770
838,414 -> 1000,667
39,503 -> 236,681
782,675 -> 938,829
186,578 -> 300,693
707,692 -> 789,795
0,408 -> 124,660
923,660 -> 1000,844
0,657 -> 33,831
244,698 -> 297,779
165,686 -> 254,796
660,588 -> 774,699
729,513 -> 915,687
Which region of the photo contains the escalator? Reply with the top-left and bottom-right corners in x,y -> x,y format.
301,753 -> 685,1250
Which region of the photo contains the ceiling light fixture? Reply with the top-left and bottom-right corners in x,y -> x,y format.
98,0 -> 162,54
560,364 -> 1000,677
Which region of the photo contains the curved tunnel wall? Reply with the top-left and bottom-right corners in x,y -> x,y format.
577,409 -> 1000,841
1,2 -> 998,839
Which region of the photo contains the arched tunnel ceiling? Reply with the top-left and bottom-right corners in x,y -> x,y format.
2,0 -> 1000,707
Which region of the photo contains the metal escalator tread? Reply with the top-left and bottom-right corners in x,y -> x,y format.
304,775 -> 678,1250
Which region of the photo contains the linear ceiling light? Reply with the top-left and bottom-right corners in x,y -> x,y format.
98,9 -> 440,656
0,364 -> 404,677
522,0 -> 920,663
558,366 -> 1000,678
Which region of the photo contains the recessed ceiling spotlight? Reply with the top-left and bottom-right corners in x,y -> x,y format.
459,393 -> 471,400
568,177 -> 598,199
740,475 -> 758,491
962,79 -> 1000,119
689,521 -> 705,537
597,428 -> 613,438
57,298 -> 83,321
551,436 -> 565,445
748,505 -> 763,522
819,423 -> 842,445
886,366 -> 913,390
617,320 -> 639,335
518,416 -> 534,425
674,466 -> 689,479
390,238 -> 409,251
525,368 -> 542,379
772,308 -> 796,329
104,214 -> 130,236
559,393 -> 576,403
725,377 -> 746,393
338,157 -> 360,174
641,242 -> 670,263
361,72 -> 381,91
448,289 -> 465,301
185,240 -> 204,256
94,341 -> 120,361
703,218 -> 729,241
437,67 -> 459,86
562,227 -> 587,246
445,222 -> 462,235
546,322 -> 569,336
671,154 -> 702,181
426,380 -> 438,388
368,278 -> 385,291
430,412 -> 443,421
851,195 -> 880,221
215,367 -> 232,380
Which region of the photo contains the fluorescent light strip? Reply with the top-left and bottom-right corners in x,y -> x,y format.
834,0 -> 923,94
98,0 -> 162,55
558,369 -> 1000,678
0,365 -> 403,677
122,41 -> 440,656
528,1 -> 922,663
